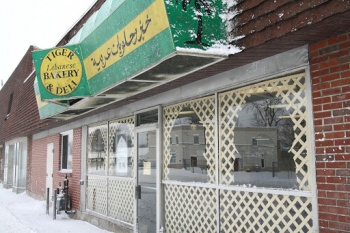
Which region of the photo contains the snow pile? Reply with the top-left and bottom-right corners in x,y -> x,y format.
0,186 -> 112,233
176,43 -> 241,57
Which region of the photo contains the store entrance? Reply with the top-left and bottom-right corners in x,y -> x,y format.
134,107 -> 160,232
136,129 -> 157,232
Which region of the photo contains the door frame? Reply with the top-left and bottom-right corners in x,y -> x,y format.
46,143 -> 54,202
133,107 -> 162,232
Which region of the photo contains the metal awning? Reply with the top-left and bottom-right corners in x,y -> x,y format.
33,0 -> 235,120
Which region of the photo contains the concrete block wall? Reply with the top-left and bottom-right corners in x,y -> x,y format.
309,32 -> 350,233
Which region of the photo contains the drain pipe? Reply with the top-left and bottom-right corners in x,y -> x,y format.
53,189 -> 57,220
46,188 -> 50,215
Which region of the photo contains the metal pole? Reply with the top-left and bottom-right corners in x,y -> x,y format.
46,188 -> 50,215
53,189 -> 57,220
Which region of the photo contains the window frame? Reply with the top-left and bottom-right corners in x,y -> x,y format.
193,134 -> 199,145
60,130 -> 73,172
6,92 -> 14,120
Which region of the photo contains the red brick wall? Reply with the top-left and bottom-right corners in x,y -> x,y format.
309,32 -> 350,233
30,128 -> 82,210
234,0 -> 350,49
30,135 -> 60,198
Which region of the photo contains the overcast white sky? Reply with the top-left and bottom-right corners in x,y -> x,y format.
0,0 -> 97,86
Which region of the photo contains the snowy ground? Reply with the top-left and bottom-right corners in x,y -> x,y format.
0,185 -> 112,233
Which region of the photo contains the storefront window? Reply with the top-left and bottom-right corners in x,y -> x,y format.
163,96 -> 216,183
4,139 -> 27,190
86,117 -> 135,223
88,118 -> 135,177
219,73 -> 309,190
109,120 -> 134,177
16,142 -> 27,188
88,123 -> 108,175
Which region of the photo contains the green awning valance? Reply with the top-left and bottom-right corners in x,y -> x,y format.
33,0 -> 237,119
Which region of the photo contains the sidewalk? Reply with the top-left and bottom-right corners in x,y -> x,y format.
0,185 -> 112,233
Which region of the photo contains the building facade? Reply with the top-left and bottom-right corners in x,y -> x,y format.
1,1 -> 350,232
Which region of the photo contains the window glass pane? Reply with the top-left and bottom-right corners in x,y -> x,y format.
163,96 -> 216,183
88,124 -> 108,175
219,74 -> 309,190
170,153 -> 176,163
67,134 -> 73,170
7,93 -> 13,116
136,109 -> 158,126
193,134 -> 199,145
61,131 -> 73,171
109,119 -> 134,177
6,145 -> 14,184
62,135 -> 68,169
17,142 -> 27,187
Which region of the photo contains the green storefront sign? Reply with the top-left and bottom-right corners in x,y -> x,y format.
33,0 -> 230,118
32,45 -> 90,100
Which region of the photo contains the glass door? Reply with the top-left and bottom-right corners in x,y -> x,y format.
136,129 -> 157,233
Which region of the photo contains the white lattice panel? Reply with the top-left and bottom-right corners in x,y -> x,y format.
164,184 -> 217,232
163,96 -> 216,183
220,190 -> 313,232
108,177 -> 135,223
219,73 -> 310,190
87,175 -> 108,215
87,117 -> 136,223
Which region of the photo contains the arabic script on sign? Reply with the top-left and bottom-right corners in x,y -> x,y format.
90,15 -> 152,73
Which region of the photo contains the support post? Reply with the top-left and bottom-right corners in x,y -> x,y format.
53,189 -> 57,220
46,188 -> 50,215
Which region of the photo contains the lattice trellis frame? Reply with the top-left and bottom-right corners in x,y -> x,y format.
87,175 -> 108,215
220,190 -> 313,232
109,116 -> 135,177
219,73 -> 310,190
164,184 -> 217,232
108,177 -> 135,223
163,96 -> 216,183
87,117 -> 136,223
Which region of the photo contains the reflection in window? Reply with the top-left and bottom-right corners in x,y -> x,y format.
109,123 -> 134,177
193,134 -> 199,145
16,142 -> 27,188
163,96 -> 216,183
87,118 -> 135,177
170,153 -> 176,164
61,130 -> 73,171
138,131 -> 157,170
88,124 -> 107,175
219,74 -> 309,190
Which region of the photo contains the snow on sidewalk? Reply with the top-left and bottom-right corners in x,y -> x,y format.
0,185 -> 112,233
